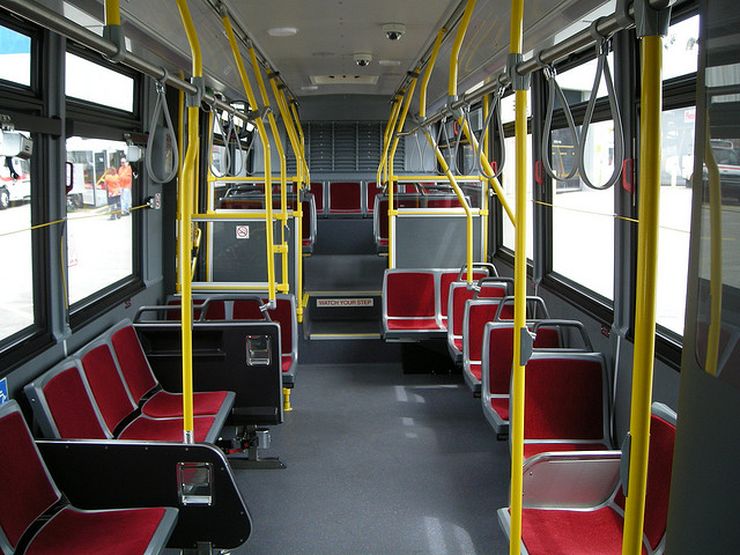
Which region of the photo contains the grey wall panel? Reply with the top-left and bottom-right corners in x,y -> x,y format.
396,217 -> 482,269
298,95 -> 391,121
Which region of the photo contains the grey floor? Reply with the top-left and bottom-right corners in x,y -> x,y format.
234,363 -> 511,555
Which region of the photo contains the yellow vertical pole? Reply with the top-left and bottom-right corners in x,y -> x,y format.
250,47 -> 289,294
388,75 -> 420,269
378,99 -> 402,189
175,0 -> 201,443
482,94 -> 490,260
622,33 -> 664,555
222,13 -> 276,304
704,119 -> 723,376
272,81 -> 306,323
290,101 -> 310,185
508,0 -> 527,551
104,0 -> 120,25
447,0 -> 477,284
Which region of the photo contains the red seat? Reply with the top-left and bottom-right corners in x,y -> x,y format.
383,270 -> 445,340
109,322 -> 234,419
328,181 -> 362,214
309,182 -> 324,213
166,298 -> 225,321
462,299 -> 505,393
445,278 -> 499,363
508,407 -> 676,554
366,181 -> 381,213
118,414 -> 216,442
0,401 -> 177,555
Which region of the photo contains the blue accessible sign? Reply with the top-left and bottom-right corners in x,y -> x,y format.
0,377 -> 7,405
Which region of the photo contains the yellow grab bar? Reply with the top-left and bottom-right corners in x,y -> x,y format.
174,0 -> 201,443
508,0 -> 527,552
222,12 -> 277,305
622,33 -> 665,555
420,28 -> 446,119
104,0 -> 120,25
448,0 -> 477,98
249,47 -> 289,295
388,75 -> 420,268
481,93 -> 490,258
378,98 -> 402,188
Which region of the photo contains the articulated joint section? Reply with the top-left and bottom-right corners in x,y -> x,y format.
187,76 -> 205,107
507,53 -> 530,91
102,24 -> 126,63
519,326 -> 535,366
634,0 -> 672,37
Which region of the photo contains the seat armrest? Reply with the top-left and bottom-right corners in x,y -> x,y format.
522,450 -> 621,509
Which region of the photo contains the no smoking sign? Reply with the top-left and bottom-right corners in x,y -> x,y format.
235,225 -> 250,239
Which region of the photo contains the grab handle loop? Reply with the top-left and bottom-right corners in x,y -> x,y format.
541,64 -> 580,182
576,30 -> 625,190
477,87 -> 506,180
146,74 -> 180,184
209,109 -> 231,178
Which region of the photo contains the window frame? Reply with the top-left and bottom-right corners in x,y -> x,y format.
64,43 -> 145,331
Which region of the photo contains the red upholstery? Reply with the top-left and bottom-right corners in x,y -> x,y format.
478,284 -> 508,299
387,318 -> 442,330
219,197 -> 264,210
487,325 -> 562,396
43,366 -> 107,439
491,398 -> 509,421
329,182 -> 361,213
439,272 -> 486,319
110,326 -> 157,402
0,410 -> 60,549
79,345 -> 135,433
310,182 -> 324,210
521,506 -> 644,555
467,302 -> 502,361
142,390 -> 229,419
386,272 -> 436,318
488,327 -> 515,395
367,182 -> 381,211
378,238 -> 388,247
451,286 -> 477,335
26,507 -> 168,555
614,415 -> 675,550
524,442 -> 610,459
282,355 -> 294,372
377,199 -> 388,242
524,357 -> 604,440
268,298 -> 294,357
427,197 -> 464,208
301,200 -> 312,244
232,299 -> 263,321
119,415 -> 215,442
468,362 -> 482,381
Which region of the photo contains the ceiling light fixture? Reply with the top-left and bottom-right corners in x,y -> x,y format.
267,27 -> 298,37
301,85 -> 319,91
378,60 -> 401,67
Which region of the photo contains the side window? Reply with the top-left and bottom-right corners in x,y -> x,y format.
0,24 -> 31,87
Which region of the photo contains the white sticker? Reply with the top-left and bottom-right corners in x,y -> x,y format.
316,298 -> 374,308
235,225 -> 250,239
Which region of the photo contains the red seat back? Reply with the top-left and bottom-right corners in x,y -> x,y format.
166,298 -> 224,321
466,302 -> 502,361
377,198 -> 389,241
268,298 -> 294,356
439,272 -> 487,320
232,299 -> 264,321
329,182 -> 362,213
79,344 -> 135,434
0,404 -> 61,550
310,182 -> 324,211
110,325 -> 158,403
524,356 -> 605,440
451,285 -> 477,335
302,200 -> 312,243
615,413 -> 676,550
386,272 -> 436,318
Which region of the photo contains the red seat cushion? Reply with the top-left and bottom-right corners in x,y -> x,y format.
378,238 -> 388,246
521,506 -> 645,555
26,506 -> 168,555
524,441 -> 610,459
118,416 -> 215,442
387,318 -> 442,331
468,362 -> 482,381
0,411 -> 61,549
142,390 -> 229,419
281,355 -> 294,373
491,397 -> 509,421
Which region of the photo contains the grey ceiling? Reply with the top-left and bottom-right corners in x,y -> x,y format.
57,0 -> 607,112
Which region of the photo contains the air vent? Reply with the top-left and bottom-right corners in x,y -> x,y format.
310,75 -> 379,85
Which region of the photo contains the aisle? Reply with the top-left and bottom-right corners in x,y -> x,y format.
235,363 -> 510,554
